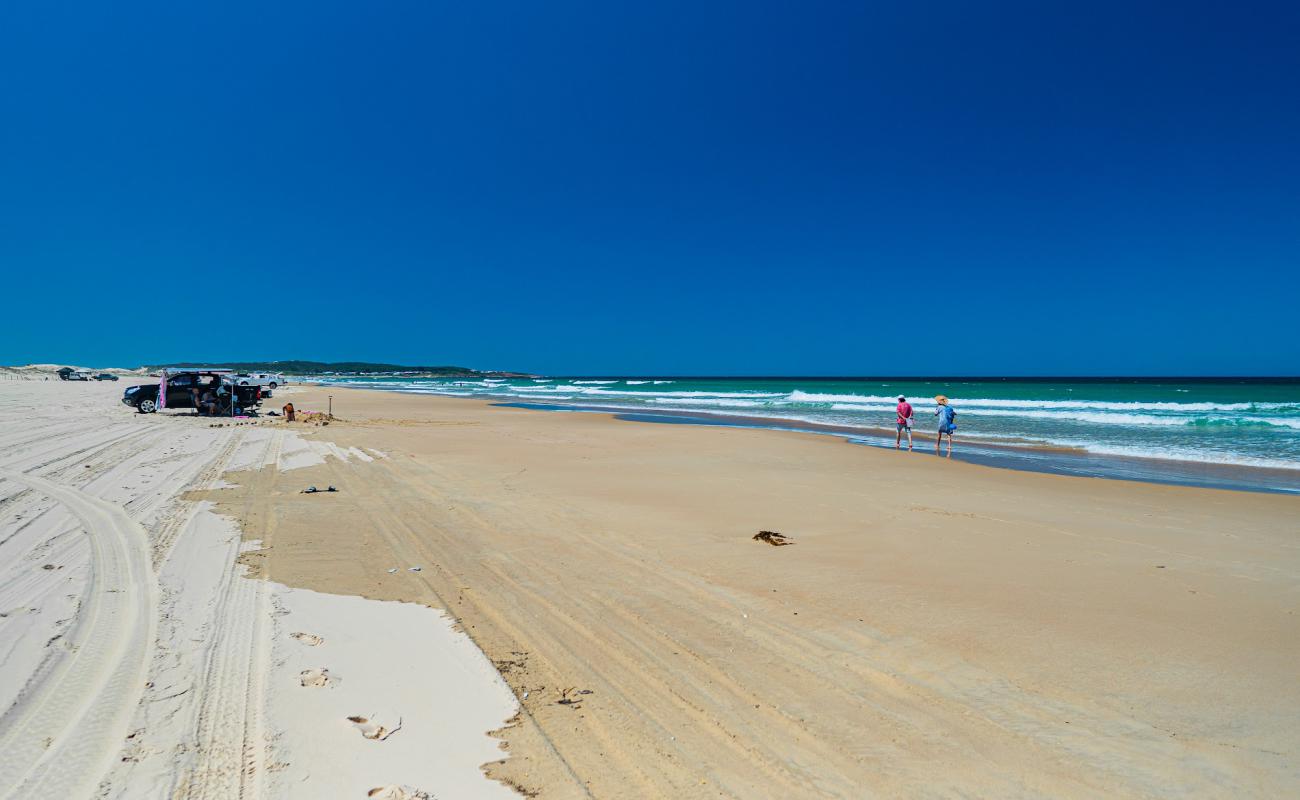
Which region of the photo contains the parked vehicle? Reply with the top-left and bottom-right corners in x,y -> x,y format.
234,372 -> 285,391
122,371 -> 262,415
93,373 -> 119,381
68,371 -> 90,381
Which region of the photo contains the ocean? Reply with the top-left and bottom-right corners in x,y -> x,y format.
310,377 -> 1300,493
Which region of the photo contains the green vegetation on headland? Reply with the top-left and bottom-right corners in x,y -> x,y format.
145,361 -> 530,377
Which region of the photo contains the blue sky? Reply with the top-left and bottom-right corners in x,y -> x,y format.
2,1 -> 1297,375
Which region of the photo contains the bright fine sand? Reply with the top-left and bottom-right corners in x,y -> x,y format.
2,380 -> 1299,799
0,380 -> 515,800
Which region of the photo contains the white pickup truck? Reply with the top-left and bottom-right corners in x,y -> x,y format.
233,373 -> 286,393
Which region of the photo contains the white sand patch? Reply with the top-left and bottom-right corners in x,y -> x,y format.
268,586 -> 517,799
226,429 -> 282,472
281,439 -> 378,469
277,435 -> 326,471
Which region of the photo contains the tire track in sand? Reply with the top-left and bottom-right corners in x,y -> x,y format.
171,429 -> 276,800
0,468 -> 157,800
149,429 -> 246,569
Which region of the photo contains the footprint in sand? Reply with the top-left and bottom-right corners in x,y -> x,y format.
347,714 -> 402,741
290,632 -> 324,646
367,786 -> 435,799
299,668 -> 336,688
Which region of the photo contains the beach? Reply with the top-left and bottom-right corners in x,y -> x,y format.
2,378 -> 1298,798
224,385 -> 1298,797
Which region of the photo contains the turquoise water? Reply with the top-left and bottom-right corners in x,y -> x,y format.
312,377 -> 1300,491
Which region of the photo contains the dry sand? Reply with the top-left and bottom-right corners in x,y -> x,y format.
0,380 -> 515,800
213,385 -> 1300,799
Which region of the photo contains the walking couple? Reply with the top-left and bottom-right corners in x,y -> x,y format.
894,395 -> 957,457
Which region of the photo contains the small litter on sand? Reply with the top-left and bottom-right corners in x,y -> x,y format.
347,714 -> 402,741
753,530 -> 795,546
367,785 -> 434,799
387,568 -> 399,574
408,566 -> 422,572
556,687 -> 582,707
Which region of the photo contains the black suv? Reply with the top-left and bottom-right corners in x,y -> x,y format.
122,371 -> 262,415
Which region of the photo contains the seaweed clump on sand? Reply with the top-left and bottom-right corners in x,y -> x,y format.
753,530 -> 794,546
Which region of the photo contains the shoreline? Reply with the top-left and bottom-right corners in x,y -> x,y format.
499,401 -> 1300,494
310,383 -> 1300,493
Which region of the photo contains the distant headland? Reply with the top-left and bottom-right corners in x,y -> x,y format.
144,361 -> 533,378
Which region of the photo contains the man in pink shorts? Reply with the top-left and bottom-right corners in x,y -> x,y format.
895,395 -> 914,451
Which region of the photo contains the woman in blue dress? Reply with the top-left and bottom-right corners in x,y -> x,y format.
934,395 -> 956,458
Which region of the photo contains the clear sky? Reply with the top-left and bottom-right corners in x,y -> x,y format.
2,1 -> 1297,375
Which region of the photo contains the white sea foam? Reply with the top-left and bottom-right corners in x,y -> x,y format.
592,389 -> 784,398
1260,417 -> 1300,430
954,408 -> 1188,426
650,397 -> 765,408
1027,439 -> 1300,471
786,390 -> 1297,413
404,388 -> 475,396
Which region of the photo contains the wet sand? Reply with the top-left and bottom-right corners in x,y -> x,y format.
215,385 -> 1300,799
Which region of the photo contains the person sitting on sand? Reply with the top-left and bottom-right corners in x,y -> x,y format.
895,395 -> 914,451
199,386 -> 219,416
934,395 -> 956,458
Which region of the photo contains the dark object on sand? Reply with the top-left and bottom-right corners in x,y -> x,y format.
753,530 -> 794,546
301,485 -> 338,494
557,687 -> 586,707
